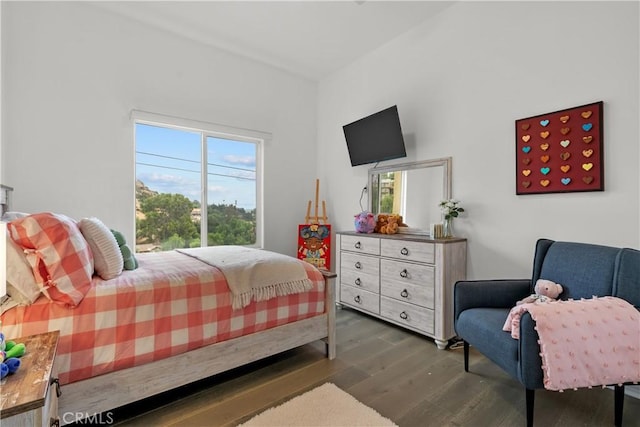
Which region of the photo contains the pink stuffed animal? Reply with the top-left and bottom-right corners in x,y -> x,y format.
354,211 -> 376,233
516,279 -> 564,305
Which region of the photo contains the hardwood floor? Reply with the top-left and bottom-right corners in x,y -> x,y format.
110,307 -> 640,427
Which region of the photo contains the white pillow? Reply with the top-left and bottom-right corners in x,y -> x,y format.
6,231 -> 42,304
78,217 -> 123,280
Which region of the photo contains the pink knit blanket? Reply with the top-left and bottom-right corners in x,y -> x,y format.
503,296 -> 640,391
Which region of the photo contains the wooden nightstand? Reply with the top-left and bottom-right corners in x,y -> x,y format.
0,331 -> 60,427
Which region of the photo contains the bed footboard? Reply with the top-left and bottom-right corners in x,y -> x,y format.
321,270 -> 337,360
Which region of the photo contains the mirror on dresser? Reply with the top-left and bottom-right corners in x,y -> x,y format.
368,157 -> 452,233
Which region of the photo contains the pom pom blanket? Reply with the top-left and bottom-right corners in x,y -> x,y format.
503,296 -> 640,391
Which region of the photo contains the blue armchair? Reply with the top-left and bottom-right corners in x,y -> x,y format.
454,238 -> 640,426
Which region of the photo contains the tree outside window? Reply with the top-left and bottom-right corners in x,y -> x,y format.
135,120 -> 261,252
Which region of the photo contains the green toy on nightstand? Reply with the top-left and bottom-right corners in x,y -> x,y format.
0,330 -> 26,379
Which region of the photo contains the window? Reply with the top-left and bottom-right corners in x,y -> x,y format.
372,171 -> 406,216
133,111 -> 265,252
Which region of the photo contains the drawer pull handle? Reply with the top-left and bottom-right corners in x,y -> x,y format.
400,289 -> 409,298
399,311 -> 408,320
400,247 -> 409,256
355,241 -> 362,249
354,295 -> 361,304
50,377 -> 62,397
400,269 -> 408,278
355,278 -> 361,286
355,261 -> 362,270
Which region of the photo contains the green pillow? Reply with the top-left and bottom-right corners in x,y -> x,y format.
110,229 -> 138,270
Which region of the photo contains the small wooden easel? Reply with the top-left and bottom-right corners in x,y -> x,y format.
305,179 -> 328,224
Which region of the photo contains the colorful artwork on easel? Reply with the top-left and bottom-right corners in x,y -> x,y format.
298,223 -> 331,271
515,101 -> 604,195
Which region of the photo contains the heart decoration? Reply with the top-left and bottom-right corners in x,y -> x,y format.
516,104 -> 601,193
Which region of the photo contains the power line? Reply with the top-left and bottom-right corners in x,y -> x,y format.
136,162 -> 256,181
136,151 -> 255,173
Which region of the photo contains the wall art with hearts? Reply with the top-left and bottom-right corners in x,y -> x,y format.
515,101 -> 604,195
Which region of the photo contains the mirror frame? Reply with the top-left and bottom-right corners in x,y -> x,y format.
368,156 -> 452,215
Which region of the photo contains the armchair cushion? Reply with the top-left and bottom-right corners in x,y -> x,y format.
456,307 -> 519,378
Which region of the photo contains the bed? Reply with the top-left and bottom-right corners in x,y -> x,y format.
1,213 -> 336,423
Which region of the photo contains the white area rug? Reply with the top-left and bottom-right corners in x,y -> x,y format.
239,383 -> 398,427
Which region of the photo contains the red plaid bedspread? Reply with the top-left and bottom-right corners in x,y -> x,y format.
0,251 -> 325,385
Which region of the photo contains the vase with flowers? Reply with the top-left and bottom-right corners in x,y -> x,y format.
438,199 -> 464,238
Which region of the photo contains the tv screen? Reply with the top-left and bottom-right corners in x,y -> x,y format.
343,105 -> 407,167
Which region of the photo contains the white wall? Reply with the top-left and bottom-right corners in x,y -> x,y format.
318,1 -> 639,279
2,2 -> 317,256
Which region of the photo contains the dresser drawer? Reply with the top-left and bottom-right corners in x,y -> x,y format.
341,235 -> 380,255
340,268 -> 379,293
381,296 -> 434,334
341,285 -> 380,315
381,277 -> 434,308
380,239 -> 434,264
341,252 -> 380,280
380,259 -> 435,289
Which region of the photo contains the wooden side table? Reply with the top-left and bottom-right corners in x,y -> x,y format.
0,331 -> 60,427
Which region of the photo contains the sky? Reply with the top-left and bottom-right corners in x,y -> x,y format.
135,123 -> 257,210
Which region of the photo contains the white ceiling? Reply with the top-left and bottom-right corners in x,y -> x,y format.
92,1 -> 455,81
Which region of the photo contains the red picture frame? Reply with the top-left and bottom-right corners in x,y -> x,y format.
515,101 -> 604,195
297,224 -> 331,271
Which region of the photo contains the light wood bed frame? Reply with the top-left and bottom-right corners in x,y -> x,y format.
58,271 -> 336,424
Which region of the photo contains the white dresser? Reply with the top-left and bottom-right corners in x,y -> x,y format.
336,231 -> 467,349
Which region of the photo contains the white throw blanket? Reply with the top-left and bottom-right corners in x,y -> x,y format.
177,246 -> 313,309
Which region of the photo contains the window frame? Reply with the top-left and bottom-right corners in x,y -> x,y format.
131,110 -> 267,249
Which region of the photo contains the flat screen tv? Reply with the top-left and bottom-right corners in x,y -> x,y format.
343,105 -> 407,167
